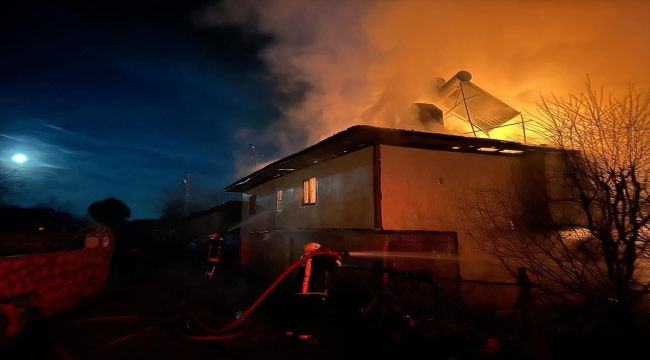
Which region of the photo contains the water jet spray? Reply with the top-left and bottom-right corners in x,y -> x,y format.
346,251 -> 459,261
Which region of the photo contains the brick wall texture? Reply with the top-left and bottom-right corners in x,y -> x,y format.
0,227 -> 114,343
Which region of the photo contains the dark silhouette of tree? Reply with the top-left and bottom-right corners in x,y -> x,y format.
464,81 -> 650,343
533,82 -> 650,319
87,197 -> 131,227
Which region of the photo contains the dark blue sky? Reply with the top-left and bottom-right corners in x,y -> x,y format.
0,0 -> 280,218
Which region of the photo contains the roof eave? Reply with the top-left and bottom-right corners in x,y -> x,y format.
223,125 -> 561,193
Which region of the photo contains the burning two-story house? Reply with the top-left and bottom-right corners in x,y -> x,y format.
224,72 -> 576,308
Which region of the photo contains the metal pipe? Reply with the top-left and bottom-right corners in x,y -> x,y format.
459,82 -> 478,137
437,71 -> 473,100
520,113 -> 527,144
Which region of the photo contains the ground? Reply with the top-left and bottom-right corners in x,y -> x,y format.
0,252 -> 497,360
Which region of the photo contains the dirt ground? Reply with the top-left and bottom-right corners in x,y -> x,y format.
1,254 -> 497,360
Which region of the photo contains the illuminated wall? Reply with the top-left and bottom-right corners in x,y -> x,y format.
379,145 -> 529,307
379,145 -> 528,231
238,142 -> 575,308
543,151 -> 586,226
240,146 -> 374,232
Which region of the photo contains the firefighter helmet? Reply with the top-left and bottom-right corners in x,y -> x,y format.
303,242 -> 321,253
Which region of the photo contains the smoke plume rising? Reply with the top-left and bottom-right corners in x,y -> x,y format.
198,0 -> 650,164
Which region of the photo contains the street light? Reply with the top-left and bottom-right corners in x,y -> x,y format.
182,172 -> 190,216
249,144 -> 257,167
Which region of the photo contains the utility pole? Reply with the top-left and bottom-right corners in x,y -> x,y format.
249,144 -> 257,167
182,171 -> 190,216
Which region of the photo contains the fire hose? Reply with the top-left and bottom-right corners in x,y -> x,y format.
51,249 -> 342,359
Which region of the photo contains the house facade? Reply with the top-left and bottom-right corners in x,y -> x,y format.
225,125 -> 572,308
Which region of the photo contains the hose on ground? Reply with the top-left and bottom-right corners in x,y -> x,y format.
85,326 -> 156,358
51,250 -> 334,358
217,249 -> 334,333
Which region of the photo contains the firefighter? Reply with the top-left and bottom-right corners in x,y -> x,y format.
285,242 -> 343,343
205,232 -> 224,279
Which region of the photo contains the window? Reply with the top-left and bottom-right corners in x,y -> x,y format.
249,194 -> 257,215
276,190 -> 283,211
302,177 -> 317,205
563,171 -> 595,195
563,171 -> 579,187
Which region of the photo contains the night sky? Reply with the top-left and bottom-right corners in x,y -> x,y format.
4,1 -> 647,219
0,0 -> 279,218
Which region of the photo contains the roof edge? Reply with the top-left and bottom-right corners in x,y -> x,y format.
223,125 -> 370,192
223,125 -> 561,193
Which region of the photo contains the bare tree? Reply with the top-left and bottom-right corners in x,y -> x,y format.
464,80 -> 650,324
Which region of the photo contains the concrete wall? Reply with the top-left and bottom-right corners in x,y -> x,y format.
379,145 -> 527,307
379,145 -> 529,232
0,228 -> 114,343
240,147 -> 374,232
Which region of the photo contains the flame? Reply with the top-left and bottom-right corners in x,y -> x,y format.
200,0 -> 650,155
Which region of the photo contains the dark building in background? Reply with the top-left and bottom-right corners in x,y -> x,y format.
184,200 -> 243,263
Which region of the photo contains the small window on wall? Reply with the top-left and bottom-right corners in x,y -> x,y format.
302,177 -> 317,205
563,171 -> 579,187
249,194 -> 257,215
276,190 -> 283,211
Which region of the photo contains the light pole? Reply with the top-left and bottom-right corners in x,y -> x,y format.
249,144 -> 257,167
182,172 -> 190,216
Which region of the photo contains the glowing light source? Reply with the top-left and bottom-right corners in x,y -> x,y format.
478,147 -> 499,152
12,153 -> 27,163
500,149 -> 524,154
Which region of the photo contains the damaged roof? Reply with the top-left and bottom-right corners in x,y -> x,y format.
224,125 -> 555,193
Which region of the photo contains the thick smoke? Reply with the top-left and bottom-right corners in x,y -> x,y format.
199,0 -> 650,159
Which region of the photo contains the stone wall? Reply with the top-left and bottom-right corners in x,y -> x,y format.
0,228 -> 114,343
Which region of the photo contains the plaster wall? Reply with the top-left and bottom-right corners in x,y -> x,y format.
240,147 -> 375,232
